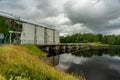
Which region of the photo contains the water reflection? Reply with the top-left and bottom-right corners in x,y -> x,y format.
71,46 -> 120,57
56,46 -> 120,80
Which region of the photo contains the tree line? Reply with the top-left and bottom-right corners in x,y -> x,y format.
60,33 -> 120,45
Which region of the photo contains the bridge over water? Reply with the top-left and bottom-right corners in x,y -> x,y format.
38,43 -> 91,55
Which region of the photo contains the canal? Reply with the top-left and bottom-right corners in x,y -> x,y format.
53,46 -> 120,80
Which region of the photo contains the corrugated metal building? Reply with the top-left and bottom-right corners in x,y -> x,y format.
0,12 -> 60,45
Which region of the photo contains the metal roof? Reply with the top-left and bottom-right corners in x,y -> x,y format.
0,11 -> 55,30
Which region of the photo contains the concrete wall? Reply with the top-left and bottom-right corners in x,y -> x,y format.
45,28 -> 54,44
21,23 -> 60,45
21,23 -> 35,44
54,31 -> 60,44
36,26 -> 45,45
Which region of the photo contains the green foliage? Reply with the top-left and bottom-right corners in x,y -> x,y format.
60,33 -> 120,45
0,17 -> 22,43
0,17 -> 9,43
0,74 -> 6,80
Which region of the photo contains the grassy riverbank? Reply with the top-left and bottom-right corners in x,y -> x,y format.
0,45 -> 84,80
89,42 -> 110,46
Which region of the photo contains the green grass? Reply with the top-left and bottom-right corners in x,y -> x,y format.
19,45 -> 46,57
0,74 -> 5,80
0,45 -> 84,80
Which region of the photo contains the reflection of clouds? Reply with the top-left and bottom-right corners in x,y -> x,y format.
113,56 -> 120,60
107,56 -> 120,73
85,55 -> 120,73
56,62 -> 69,70
56,54 -> 120,80
56,53 -> 89,70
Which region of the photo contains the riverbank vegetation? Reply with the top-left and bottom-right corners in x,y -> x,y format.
0,45 -> 83,80
60,33 -> 120,45
89,43 -> 109,46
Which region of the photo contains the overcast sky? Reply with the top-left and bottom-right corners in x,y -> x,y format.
0,0 -> 120,36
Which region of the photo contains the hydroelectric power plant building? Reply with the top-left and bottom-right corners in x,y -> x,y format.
21,23 -> 59,45
0,12 -> 60,45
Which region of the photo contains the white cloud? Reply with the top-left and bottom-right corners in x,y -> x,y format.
40,14 -> 71,27
58,23 -> 93,36
109,17 -> 120,25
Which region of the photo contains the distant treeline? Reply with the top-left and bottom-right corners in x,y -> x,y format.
60,33 -> 120,45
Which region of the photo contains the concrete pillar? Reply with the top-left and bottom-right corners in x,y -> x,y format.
60,45 -> 66,53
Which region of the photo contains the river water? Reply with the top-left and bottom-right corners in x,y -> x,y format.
55,46 -> 120,80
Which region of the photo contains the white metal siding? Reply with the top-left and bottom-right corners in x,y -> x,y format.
36,26 -> 45,45
54,31 -> 60,44
21,23 -> 35,44
21,23 -> 60,45
46,29 -> 54,44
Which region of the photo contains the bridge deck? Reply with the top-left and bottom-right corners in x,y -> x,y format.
38,43 -> 91,54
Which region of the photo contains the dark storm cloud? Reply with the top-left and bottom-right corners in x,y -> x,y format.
64,0 -> 120,24
36,0 -> 57,17
64,0 -> 120,34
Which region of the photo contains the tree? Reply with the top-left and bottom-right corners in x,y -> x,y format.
0,16 -> 22,43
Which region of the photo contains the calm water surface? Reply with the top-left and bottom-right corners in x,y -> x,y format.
56,46 -> 120,80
